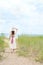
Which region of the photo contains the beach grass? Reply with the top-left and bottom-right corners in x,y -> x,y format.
0,33 -> 43,62
17,35 -> 43,62
0,33 -> 8,60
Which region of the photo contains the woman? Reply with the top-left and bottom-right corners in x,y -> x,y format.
9,28 -> 18,53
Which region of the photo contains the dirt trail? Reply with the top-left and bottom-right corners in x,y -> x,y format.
0,48 -> 43,65
0,39 -> 43,65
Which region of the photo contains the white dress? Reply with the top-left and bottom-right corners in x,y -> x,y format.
9,36 -> 16,49
9,28 -> 17,49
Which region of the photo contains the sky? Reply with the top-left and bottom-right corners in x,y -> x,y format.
0,0 -> 43,35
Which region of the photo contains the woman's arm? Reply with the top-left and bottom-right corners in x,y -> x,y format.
14,28 -> 18,33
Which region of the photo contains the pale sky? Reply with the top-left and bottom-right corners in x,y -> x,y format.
0,0 -> 43,35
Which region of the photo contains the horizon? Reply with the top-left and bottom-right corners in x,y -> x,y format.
0,33 -> 43,37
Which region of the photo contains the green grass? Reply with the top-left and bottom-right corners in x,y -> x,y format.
0,34 -> 7,60
0,33 -> 43,62
17,35 -> 43,62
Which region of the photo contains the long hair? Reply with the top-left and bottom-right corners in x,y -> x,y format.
11,30 -> 15,35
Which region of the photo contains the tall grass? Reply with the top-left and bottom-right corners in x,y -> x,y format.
0,33 -> 6,60
18,35 -> 43,62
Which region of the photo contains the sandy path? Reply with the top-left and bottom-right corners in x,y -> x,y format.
0,39 -> 43,65
0,48 -> 43,65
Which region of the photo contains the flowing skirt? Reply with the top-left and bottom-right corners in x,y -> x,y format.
9,37 -> 16,49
